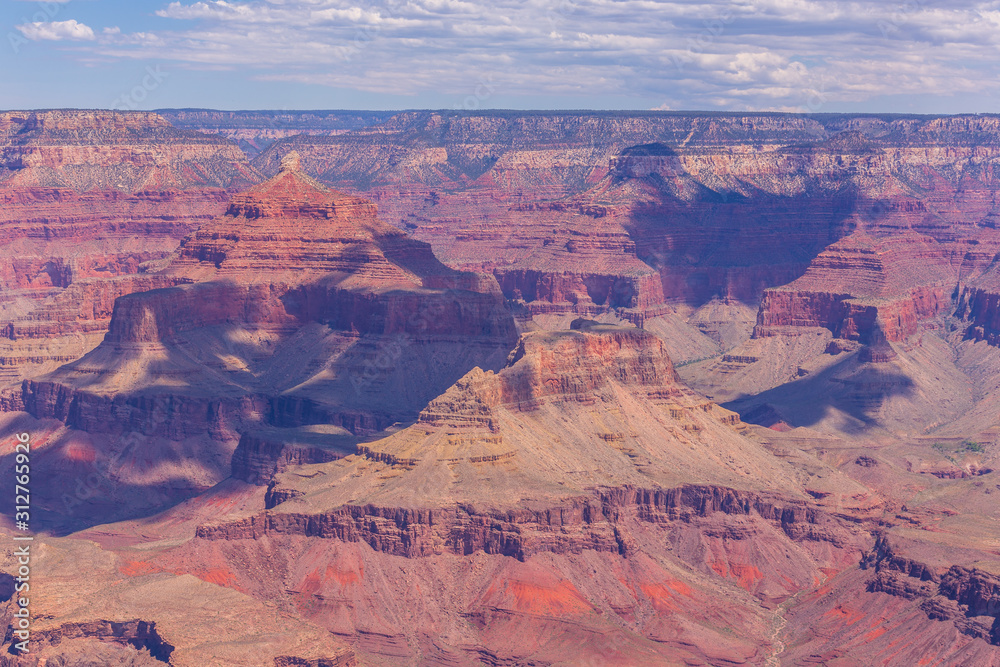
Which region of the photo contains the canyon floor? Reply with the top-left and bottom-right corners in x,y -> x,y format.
3,110 -> 1000,665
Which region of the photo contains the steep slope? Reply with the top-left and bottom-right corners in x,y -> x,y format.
1,152 -> 516,532
7,110 -> 1000,665
155,323 -> 874,665
252,113 -> 846,318
0,110 -> 256,191
12,322 -> 1000,666
237,113 -> 1000,333
0,528 -> 357,666
254,323 -> 801,505
158,108 -> 396,158
0,110 -> 261,385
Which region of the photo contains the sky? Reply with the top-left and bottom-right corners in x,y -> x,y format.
0,0 -> 998,113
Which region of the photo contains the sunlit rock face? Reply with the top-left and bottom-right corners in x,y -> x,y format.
10,111 -> 1000,665
0,110 -> 260,385
2,151 -> 516,533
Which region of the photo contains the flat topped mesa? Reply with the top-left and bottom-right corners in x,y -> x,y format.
260,325 -> 797,512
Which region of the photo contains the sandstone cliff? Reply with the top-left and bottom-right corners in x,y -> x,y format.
5,152 -> 517,529
173,324 -> 872,664
0,110 -> 262,384
7,110 -> 1000,666
225,113 -> 1000,335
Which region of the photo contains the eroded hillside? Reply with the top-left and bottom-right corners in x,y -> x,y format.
4,111 -> 1000,665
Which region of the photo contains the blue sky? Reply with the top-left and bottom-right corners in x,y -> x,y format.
1,0 -> 998,112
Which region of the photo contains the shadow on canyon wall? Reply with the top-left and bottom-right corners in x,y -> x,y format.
0,273 -> 517,535
722,353 -> 915,431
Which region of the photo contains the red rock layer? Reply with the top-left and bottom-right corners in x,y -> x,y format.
227,113 -> 1000,326
0,110 -> 257,191
779,534 -> 1000,664
231,430 -> 353,485
176,483 -> 867,665
10,110 -> 1000,666
2,275 -> 189,340
0,110 -> 263,383
194,484 -> 853,560
418,325 -> 677,426
754,284 -> 951,342
245,114 -> 846,314
753,230 -> 999,342
956,284 -> 1000,346
11,154 -> 517,447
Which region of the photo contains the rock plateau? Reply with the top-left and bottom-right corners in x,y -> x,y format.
5,111 -> 1000,665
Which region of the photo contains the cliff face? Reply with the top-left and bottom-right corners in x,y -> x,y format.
773,533 -> 1000,665
750,227 -> 984,343
11,110 -> 1000,666
231,429 -> 354,485
956,283 -> 1000,346
130,490 -> 865,665
245,114 -> 849,314
195,484 -> 854,563
607,138 -> 1000,334
158,109 -> 396,158
754,284 -> 951,343
203,113 -> 1000,344
0,110 -> 257,191
0,111 -> 262,385
247,112 -> 833,192
419,325 -> 678,419
8,153 -> 517,518
163,324 -> 872,665
0,537 -> 358,667
321,323 -> 796,499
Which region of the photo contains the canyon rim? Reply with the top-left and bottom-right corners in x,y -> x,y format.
0,109 -> 1000,665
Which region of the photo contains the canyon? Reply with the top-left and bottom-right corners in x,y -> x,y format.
3,109 -> 1000,665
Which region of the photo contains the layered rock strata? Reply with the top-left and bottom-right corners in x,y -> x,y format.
229,113 -> 1000,334
3,152 -> 516,525
0,110 -> 261,383
157,325 -> 873,664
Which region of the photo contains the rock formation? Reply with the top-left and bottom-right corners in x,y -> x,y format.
0,110 -> 261,385
0,534 -> 357,666
193,111 -> 1000,343
2,152 -> 516,531
6,110 -> 1000,665
101,325 -> 873,664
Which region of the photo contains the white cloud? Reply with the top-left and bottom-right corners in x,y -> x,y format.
101,27 -> 165,47
25,0 -> 1000,109
17,20 -> 96,41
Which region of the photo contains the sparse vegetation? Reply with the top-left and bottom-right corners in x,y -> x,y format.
931,442 -> 958,464
931,441 -> 987,462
